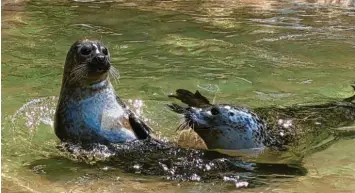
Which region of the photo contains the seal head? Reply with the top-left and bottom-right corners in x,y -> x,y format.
185,105 -> 266,150
55,39 -> 152,145
168,89 -> 267,150
61,39 -> 113,87
169,88 -> 355,151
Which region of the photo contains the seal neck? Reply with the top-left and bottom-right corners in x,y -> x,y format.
89,79 -> 109,90
59,78 -> 111,98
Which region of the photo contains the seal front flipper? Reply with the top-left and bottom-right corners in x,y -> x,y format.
115,95 -> 154,140
128,112 -> 153,140
127,112 -> 165,145
168,89 -> 211,108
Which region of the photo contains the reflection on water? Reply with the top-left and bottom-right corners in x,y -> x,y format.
2,0 -> 355,192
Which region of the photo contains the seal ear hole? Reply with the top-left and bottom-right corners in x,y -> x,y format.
102,47 -> 108,55
210,107 -> 219,115
80,46 -> 92,55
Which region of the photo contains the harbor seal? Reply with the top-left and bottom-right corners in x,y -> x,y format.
168,87 -> 355,151
52,40 -> 309,186
55,39 -> 153,145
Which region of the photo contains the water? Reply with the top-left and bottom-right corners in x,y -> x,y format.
2,0 -> 355,192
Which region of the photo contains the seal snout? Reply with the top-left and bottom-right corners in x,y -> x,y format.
74,40 -> 111,73
91,54 -> 111,72
96,55 -> 106,63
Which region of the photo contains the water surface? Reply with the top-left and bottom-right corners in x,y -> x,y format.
2,0 -> 355,192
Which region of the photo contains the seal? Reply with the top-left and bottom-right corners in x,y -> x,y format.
55,39 -> 153,145
52,40 -> 308,186
168,87 -> 355,151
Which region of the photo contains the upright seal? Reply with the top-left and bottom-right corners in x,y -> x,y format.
55,39 -> 152,145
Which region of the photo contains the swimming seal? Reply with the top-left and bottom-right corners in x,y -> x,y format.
168,87 -> 355,151
55,39 -> 153,145
52,40 -> 309,185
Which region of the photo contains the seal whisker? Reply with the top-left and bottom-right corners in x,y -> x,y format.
109,64 -> 117,74
69,65 -> 88,84
69,68 -> 85,83
182,119 -> 190,131
177,119 -> 190,131
70,63 -> 87,73
70,64 -> 87,77
183,121 -> 190,130
180,118 -> 189,129
111,66 -> 120,78
175,120 -> 183,131
63,65 -> 87,86
176,122 -> 185,131
109,73 -> 119,86
109,66 -> 120,85
70,68 -> 86,81
190,120 -> 195,131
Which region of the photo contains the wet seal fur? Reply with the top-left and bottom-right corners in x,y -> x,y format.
53,40 -> 310,187
55,39 -> 153,145
168,87 -> 355,151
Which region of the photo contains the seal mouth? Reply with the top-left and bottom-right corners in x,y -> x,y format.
174,106 -> 212,131
88,55 -> 111,73
91,66 -> 110,73
167,89 -> 215,131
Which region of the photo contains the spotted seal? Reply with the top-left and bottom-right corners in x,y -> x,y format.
55,39 -> 153,145
53,40 -> 310,186
168,88 -> 355,151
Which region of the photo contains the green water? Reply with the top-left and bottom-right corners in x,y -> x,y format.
2,0 -> 355,192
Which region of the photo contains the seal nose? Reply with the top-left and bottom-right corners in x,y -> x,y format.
92,54 -> 110,72
96,55 -> 106,63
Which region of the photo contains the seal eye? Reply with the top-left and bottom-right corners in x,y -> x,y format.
102,47 -> 108,55
210,107 -> 219,115
80,46 -> 92,55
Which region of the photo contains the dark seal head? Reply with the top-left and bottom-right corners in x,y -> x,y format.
55,39 -> 152,145
168,89 -> 267,150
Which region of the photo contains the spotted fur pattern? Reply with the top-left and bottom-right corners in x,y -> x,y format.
170,88 -> 355,151
185,105 -> 267,150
